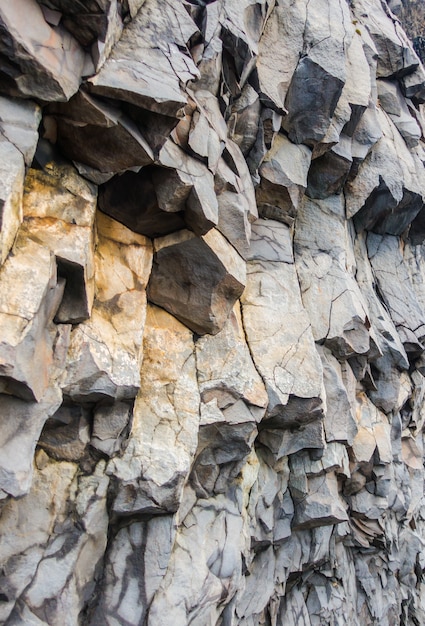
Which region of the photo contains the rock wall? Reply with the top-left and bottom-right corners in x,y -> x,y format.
1,1 -> 425,624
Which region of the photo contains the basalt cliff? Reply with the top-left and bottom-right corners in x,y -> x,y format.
1,1 -> 425,625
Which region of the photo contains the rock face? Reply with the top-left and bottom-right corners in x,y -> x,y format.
1,1 -> 425,625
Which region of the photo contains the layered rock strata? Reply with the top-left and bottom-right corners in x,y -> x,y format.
0,1 -> 425,624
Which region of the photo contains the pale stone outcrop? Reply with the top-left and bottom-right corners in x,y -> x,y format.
108,305 -> 200,515
62,212 -> 152,401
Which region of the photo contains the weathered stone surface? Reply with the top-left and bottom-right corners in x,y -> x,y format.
0,385 -> 62,499
347,108 -> 425,235
108,305 -> 200,515
0,2 -> 424,625
0,95 -> 41,164
91,401 -> 132,457
148,228 -> 246,336
0,141 -> 24,265
0,0 -> 85,101
88,0 -> 199,117
257,133 -> 311,225
62,213 -> 152,401
88,516 -> 175,625
49,91 -> 155,174
351,0 -> 420,79
0,236 -> 64,401
367,233 -> 425,355
295,194 -> 371,359
22,163 -> 97,323
378,79 -> 421,147
4,458 -> 109,625
241,219 -> 324,457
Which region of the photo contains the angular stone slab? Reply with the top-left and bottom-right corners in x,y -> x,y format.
294,195 -> 371,359
62,213 -> 152,402
88,516 -> 174,625
0,96 -> 41,165
0,237 -> 64,401
158,140 -> 219,236
98,167 -> 186,239
22,164 -> 97,323
88,0 -> 199,117
196,302 -> 268,421
346,110 -> 425,235
108,305 -> 200,515
91,401 -> 133,457
0,385 -> 62,499
367,233 -> 425,356
0,0 -> 85,101
377,79 -> 421,148
351,0 -> 420,79
49,90 -> 154,174
148,228 -> 246,336
257,133 -> 311,225
0,141 -> 24,265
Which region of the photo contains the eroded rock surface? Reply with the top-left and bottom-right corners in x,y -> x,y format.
0,1 -> 425,625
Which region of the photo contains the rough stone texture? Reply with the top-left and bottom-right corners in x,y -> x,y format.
0,2 -> 425,625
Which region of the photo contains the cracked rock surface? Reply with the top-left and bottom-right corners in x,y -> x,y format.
1,1 -> 425,625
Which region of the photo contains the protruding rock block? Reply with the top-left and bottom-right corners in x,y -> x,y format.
148,228 -> 246,336
377,79 -> 421,147
0,0 -> 85,101
22,163 -> 97,323
283,57 -> 345,147
295,195 -> 371,359
0,141 -> 24,265
0,96 -> 41,165
0,385 -> 62,499
109,305 -> 200,515
62,213 -> 152,402
37,402 -> 91,462
91,401 -> 133,457
367,233 -> 425,358
346,110 -> 425,235
0,237 -> 64,401
257,133 -> 311,225
241,219 -> 324,457
87,0 -> 199,117
49,90 -> 155,174
98,167 -> 186,238
352,0 -> 420,79
290,471 -> 348,530
319,346 -> 358,445
193,303 -> 268,496
158,139 -> 219,236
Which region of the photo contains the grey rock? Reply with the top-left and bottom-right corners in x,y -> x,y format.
0,96 -> 41,165
91,401 -> 132,457
38,403 -> 91,462
0,237 -> 64,401
294,195 -> 371,359
48,90 -> 154,174
0,141 -> 24,265
0,0 -> 86,101
87,0 -> 199,117
367,233 -> 425,355
346,109 -> 425,235
108,305 -> 200,516
148,228 -> 246,336
88,516 -> 174,625
257,133 -> 311,225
